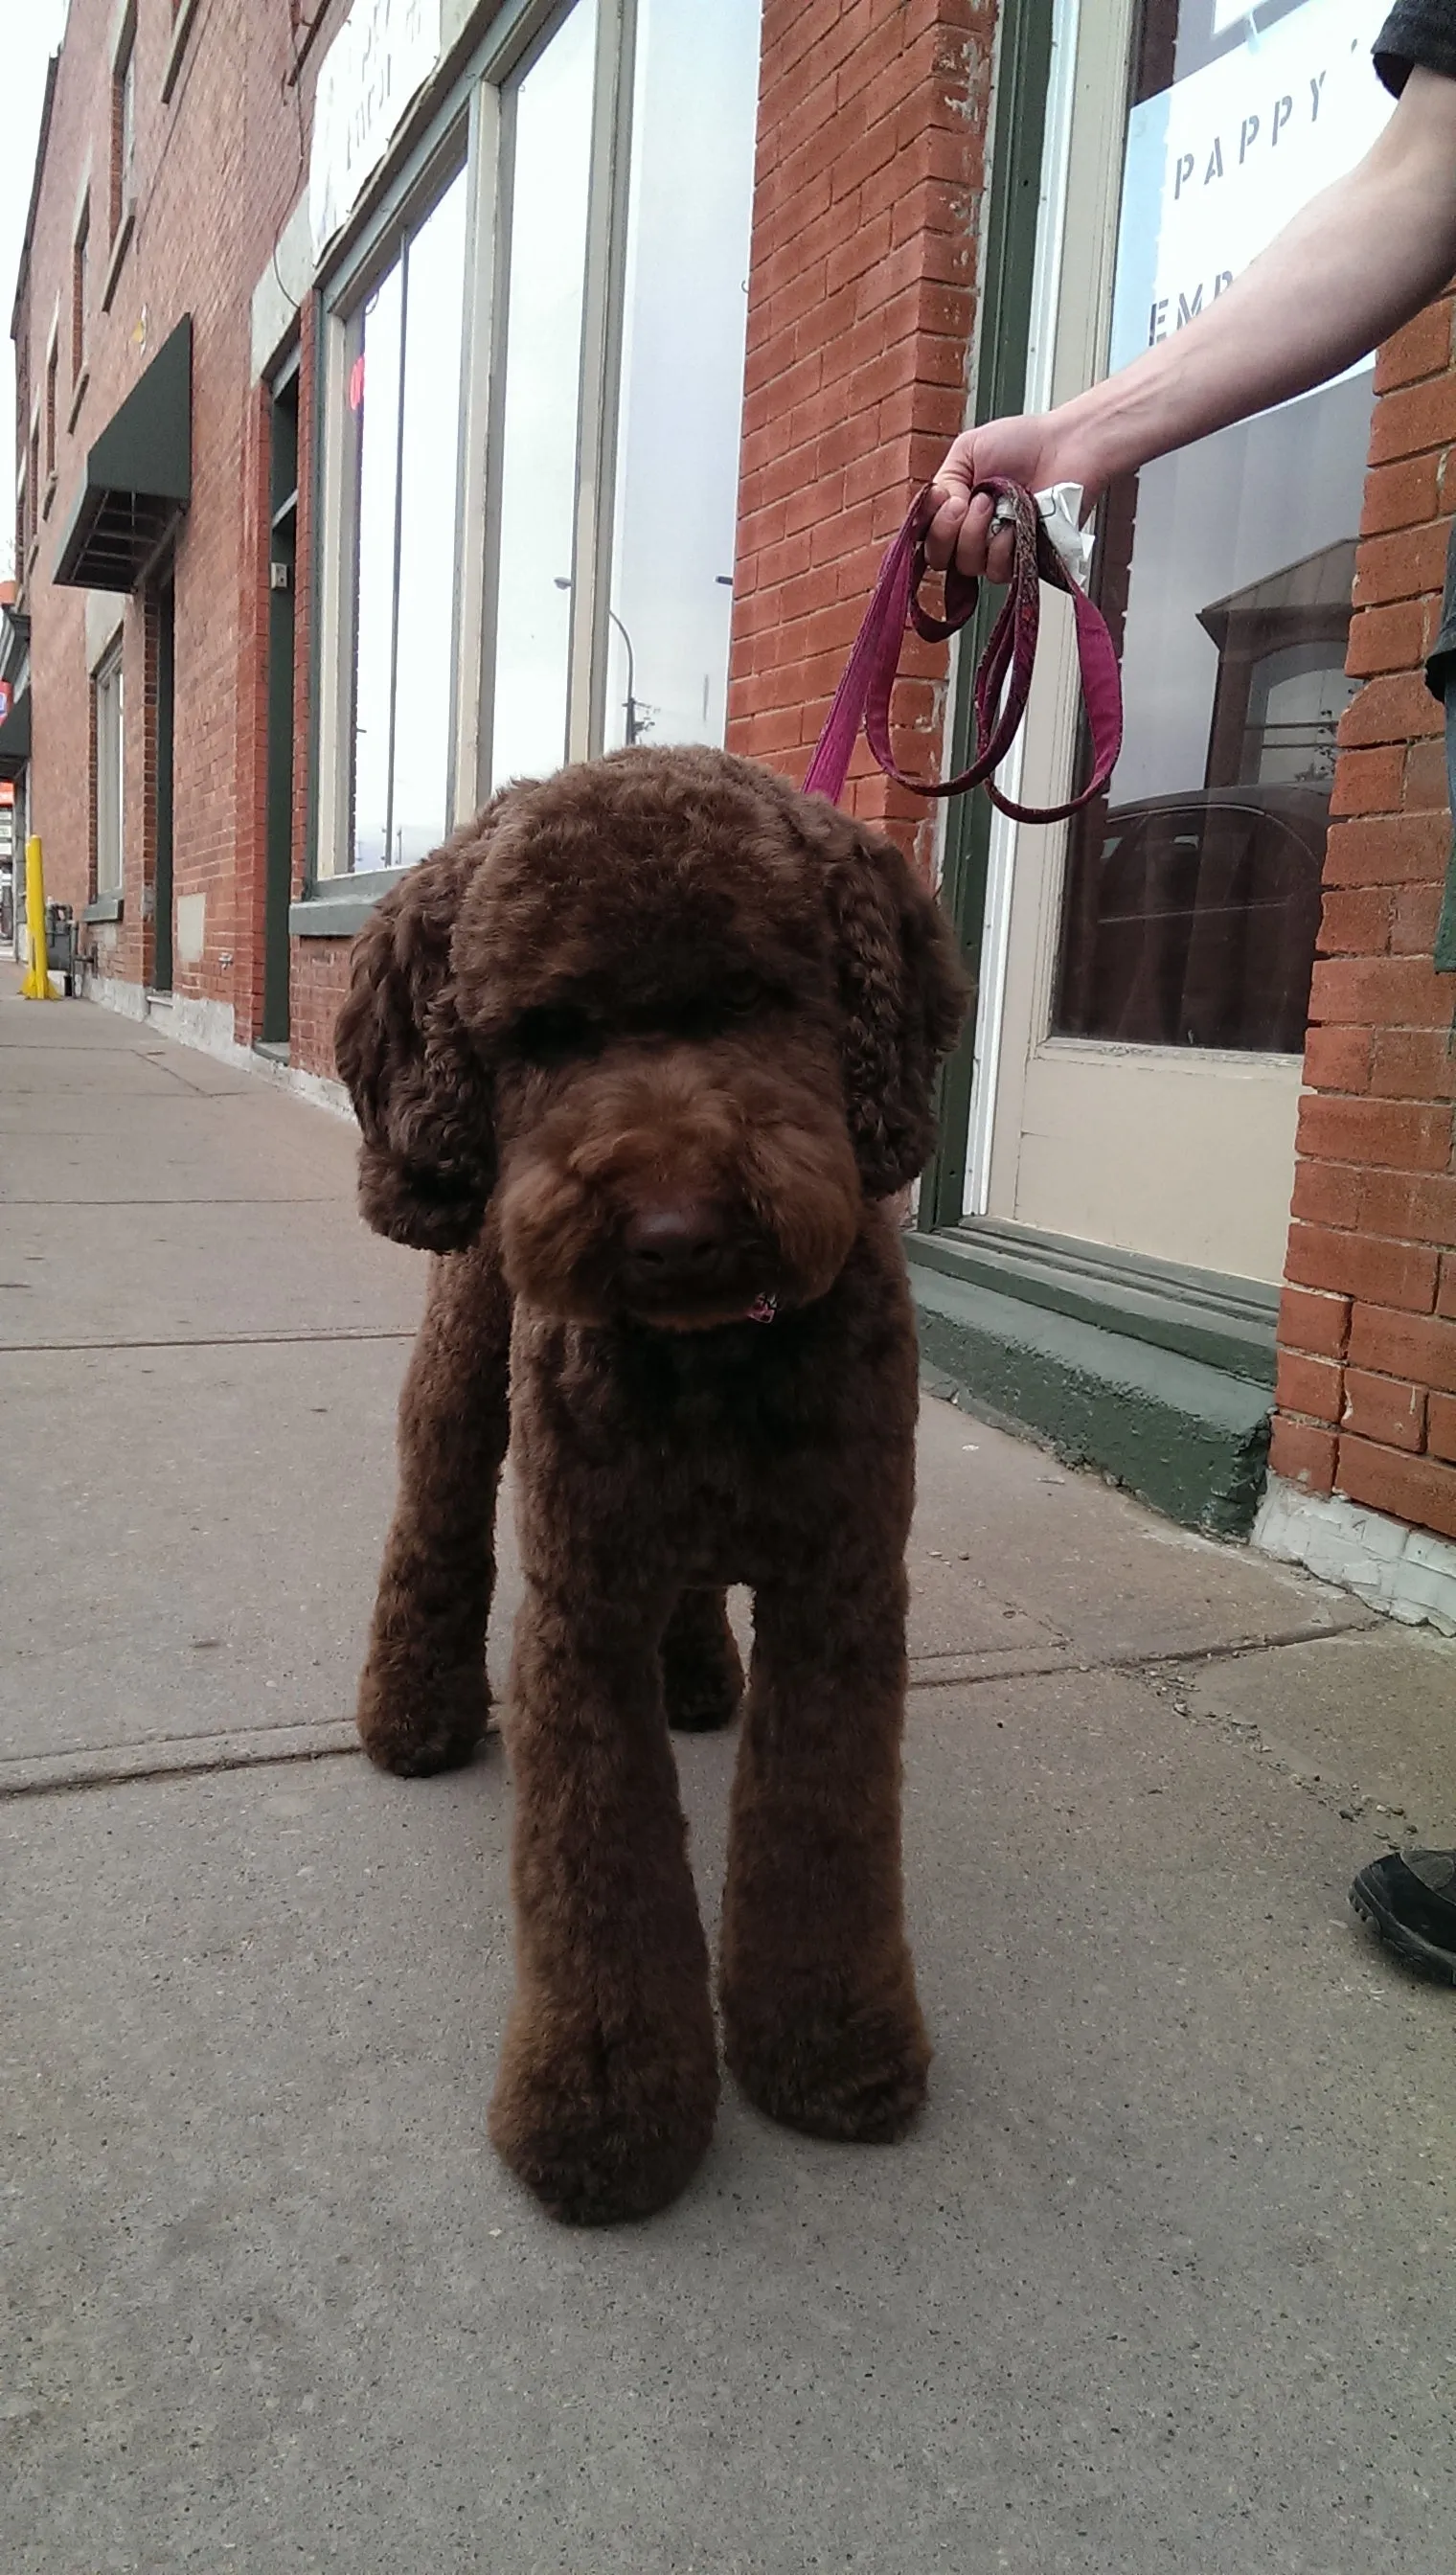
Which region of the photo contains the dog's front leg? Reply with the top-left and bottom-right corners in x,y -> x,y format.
489,1581 -> 718,2223
720,1560 -> 930,2142
355,1219 -> 510,1776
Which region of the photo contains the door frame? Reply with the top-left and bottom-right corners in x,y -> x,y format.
923,0 -> 1359,1287
262,348 -> 301,1045
151,568 -> 175,995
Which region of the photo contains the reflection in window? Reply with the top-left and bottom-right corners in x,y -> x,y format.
344,164 -> 467,870
603,0 -> 760,753
1055,0 -> 1393,1052
489,0 -> 598,789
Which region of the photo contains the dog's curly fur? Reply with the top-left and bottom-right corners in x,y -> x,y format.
335,743 -> 968,2223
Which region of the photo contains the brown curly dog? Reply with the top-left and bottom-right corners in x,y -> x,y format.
334,743 -> 968,2224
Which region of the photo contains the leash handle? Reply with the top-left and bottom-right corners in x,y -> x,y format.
801,479 -> 1123,824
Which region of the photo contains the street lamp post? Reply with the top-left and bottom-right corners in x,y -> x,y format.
553,581 -> 648,745
607,608 -> 648,745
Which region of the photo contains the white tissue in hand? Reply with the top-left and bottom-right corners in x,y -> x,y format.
1035,484 -> 1093,585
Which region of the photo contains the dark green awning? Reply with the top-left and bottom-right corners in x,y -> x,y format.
0,683 -> 31,781
55,316 -> 192,592
0,605 -> 29,690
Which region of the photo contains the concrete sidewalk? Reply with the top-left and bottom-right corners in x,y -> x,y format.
3,974 -> 1454,2575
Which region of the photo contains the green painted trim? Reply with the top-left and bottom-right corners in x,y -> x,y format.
919,0 -> 1055,1229
1436,829 -> 1456,975
908,1220 -> 1278,1385
912,1260 -> 1271,1538
290,873 -> 394,938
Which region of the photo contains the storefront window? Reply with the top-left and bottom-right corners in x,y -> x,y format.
603,0 -> 759,752
344,162 -> 468,870
488,0 -> 598,789
316,0 -> 762,873
1054,0 -> 1394,1052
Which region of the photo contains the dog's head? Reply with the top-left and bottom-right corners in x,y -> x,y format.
334,746 -> 968,1328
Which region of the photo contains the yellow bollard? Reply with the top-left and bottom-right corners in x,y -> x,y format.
19,836 -> 56,1001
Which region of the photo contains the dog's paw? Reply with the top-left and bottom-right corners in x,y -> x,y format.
722,1990 -> 930,2144
489,2006 -> 719,2223
355,1657 -> 490,1777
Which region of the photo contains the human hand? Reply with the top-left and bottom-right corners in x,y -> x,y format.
923,414 -> 1104,581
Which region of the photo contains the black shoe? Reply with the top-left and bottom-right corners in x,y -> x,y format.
1350,1849 -> 1456,1984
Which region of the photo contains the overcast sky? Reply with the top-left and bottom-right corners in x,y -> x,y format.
3,0 -> 71,577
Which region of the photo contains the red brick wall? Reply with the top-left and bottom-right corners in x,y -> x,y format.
14,0 -> 351,1023
1272,296 -> 1456,1545
725,0 -> 992,878
290,936 -> 353,1082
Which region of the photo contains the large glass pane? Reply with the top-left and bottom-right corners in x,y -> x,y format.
392,165 -> 468,866
1054,0 -> 1395,1052
489,0 -> 597,789
603,0 -> 760,752
349,256 -> 403,871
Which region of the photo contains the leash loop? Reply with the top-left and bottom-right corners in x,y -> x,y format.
802,479 -> 1123,824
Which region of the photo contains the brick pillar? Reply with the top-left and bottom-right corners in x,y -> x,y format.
726,0 -> 993,877
1273,297 -> 1456,1545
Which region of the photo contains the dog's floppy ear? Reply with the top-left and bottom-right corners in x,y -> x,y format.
333,838 -> 494,1251
817,810 -> 970,1198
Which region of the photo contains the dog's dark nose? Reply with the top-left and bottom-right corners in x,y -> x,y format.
623,1200 -> 727,1279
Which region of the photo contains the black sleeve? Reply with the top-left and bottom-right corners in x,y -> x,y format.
1375,0 -> 1456,94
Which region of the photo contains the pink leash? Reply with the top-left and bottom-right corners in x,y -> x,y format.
802,479 -> 1123,824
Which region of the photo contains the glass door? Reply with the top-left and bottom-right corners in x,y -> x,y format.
967,0 -> 1396,1283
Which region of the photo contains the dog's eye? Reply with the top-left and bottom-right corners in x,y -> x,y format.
719,971 -> 764,1017
515,1004 -> 597,1063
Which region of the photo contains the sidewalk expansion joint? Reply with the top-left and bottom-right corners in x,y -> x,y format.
0,1720 -> 369,1801
0,1329 -> 416,1354
0,1196 -> 348,1207
1137,1642 -> 1422,1841
2,1617 -> 1383,1803
905,1614 -> 1381,1697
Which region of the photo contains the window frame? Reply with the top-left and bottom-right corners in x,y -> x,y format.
72,196 -> 90,392
307,0 -> 634,893
94,643 -> 125,900
303,0 -> 757,904
27,420 -> 40,575
312,119 -> 474,885
110,6 -> 139,256
43,333 -> 58,499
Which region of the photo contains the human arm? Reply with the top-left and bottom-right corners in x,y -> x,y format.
926,61 -> 1456,579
